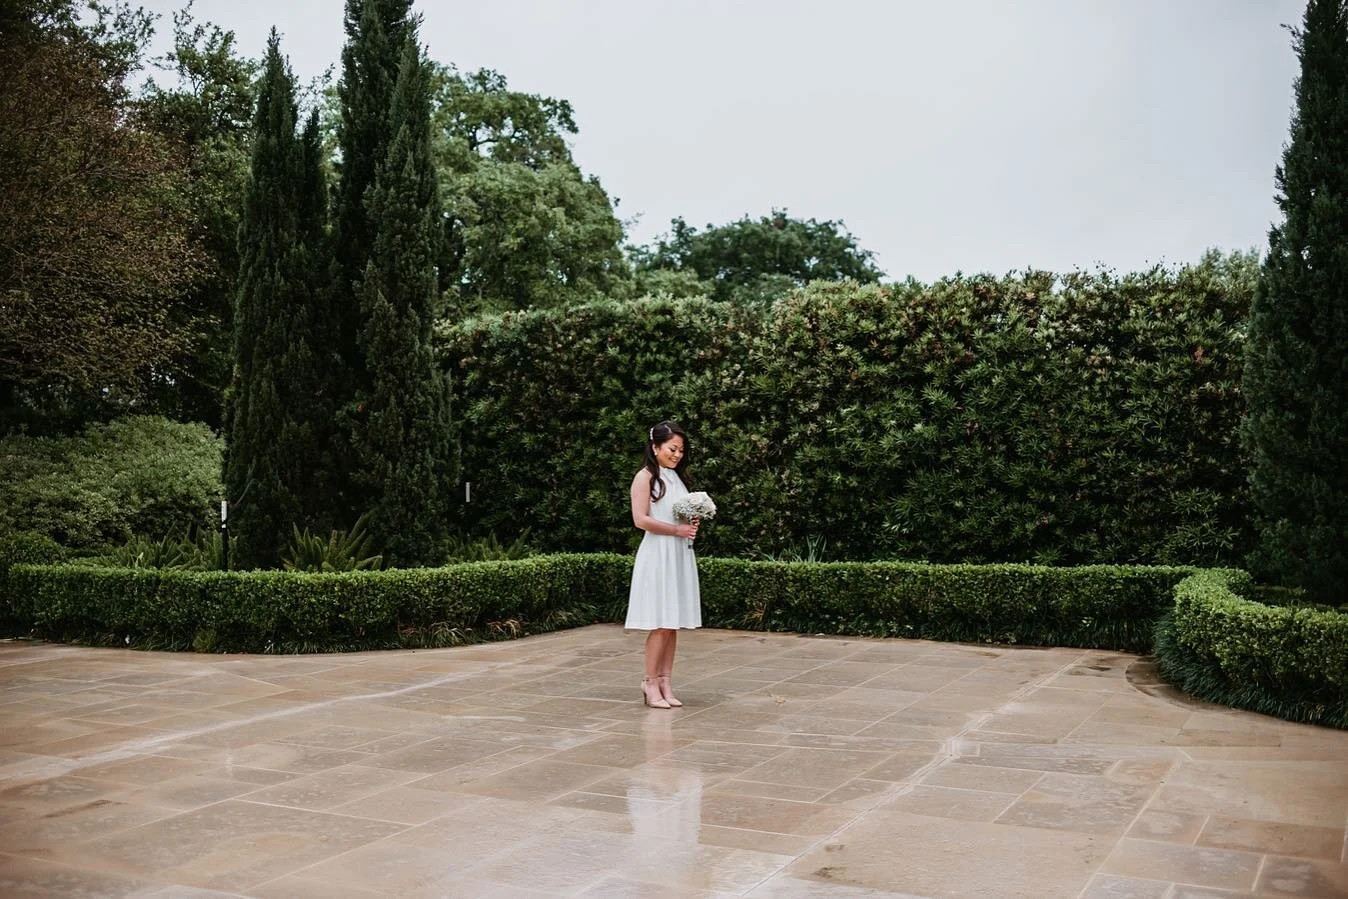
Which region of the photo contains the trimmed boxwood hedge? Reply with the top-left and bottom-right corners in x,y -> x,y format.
1154,570 -> 1348,728
5,554 -> 631,653
7,553 -> 1343,729
8,555 -> 1194,654
697,559 -> 1197,652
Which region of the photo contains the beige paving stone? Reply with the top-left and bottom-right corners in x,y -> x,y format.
0,852 -> 161,897
921,760 -> 1046,793
0,626 -> 1344,897
1100,838 -> 1262,892
1079,872 -> 1172,898
787,811 -> 1110,897
1197,815 -> 1346,860
880,783 -> 1017,821
1255,855 -> 1348,897
1126,808 -> 1207,843
1152,759 -> 1348,827
75,799 -> 409,892
995,772 -> 1153,835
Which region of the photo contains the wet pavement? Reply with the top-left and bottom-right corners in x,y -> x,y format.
0,625 -> 1344,897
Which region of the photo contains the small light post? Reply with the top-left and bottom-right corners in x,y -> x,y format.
220,500 -> 229,571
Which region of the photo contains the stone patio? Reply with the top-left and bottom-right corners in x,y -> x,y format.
0,625 -> 1344,897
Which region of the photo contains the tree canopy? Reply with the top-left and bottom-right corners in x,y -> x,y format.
632,209 -> 884,303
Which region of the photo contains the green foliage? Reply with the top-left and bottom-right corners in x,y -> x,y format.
697,559 -> 1193,651
224,32 -> 335,569
332,0 -> 416,406
441,257 -> 1256,566
1241,0 -> 1348,606
84,531 -> 225,572
0,416 -> 223,551
348,31 -> 453,567
1,0 -> 203,402
631,209 -> 883,304
430,65 -> 630,313
7,554 -> 629,652
0,532 -> 64,630
1154,570 -> 1348,728
9,552 -> 1185,656
136,7 -> 258,429
283,514 -> 383,572
443,529 -> 536,563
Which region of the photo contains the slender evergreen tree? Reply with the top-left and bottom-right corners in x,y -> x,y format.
1242,0 -> 1348,602
350,31 -> 453,567
330,0 -> 417,525
224,32 -> 331,568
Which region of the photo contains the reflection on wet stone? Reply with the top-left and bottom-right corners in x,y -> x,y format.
0,627 -> 1343,896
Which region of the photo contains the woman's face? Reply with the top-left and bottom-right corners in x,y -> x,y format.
654,435 -> 685,469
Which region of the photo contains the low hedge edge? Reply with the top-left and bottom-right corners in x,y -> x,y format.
1153,569 -> 1348,728
7,555 -> 1197,654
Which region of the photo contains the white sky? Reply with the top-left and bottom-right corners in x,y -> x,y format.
137,0 -> 1304,282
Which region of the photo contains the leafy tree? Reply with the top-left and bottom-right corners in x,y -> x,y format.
0,0 -> 203,419
137,8 -> 258,429
224,32 -> 332,569
430,65 -> 630,313
632,210 -> 883,303
351,34 -> 453,566
1241,0 -> 1348,603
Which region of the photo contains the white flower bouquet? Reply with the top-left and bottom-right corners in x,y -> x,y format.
672,492 -> 717,548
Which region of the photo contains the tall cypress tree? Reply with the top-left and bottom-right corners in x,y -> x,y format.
351,31 -> 452,567
1242,0 -> 1348,602
331,0 -> 416,524
224,32 -> 331,568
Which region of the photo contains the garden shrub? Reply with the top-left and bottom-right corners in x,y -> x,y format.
440,255 -> 1255,566
1154,569 -> 1348,727
0,416 -> 223,551
0,532 -> 64,631
6,553 -> 630,652
8,554 -> 1189,654
698,559 -> 1196,651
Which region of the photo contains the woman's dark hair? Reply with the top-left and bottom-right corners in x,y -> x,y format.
643,420 -> 690,503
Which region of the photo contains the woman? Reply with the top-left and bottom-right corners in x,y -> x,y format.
626,420 -> 701,708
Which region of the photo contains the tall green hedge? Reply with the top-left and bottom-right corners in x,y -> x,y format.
441,254 -> 1256,565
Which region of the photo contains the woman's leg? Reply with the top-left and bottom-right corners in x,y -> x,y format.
657,629 -> 682,706
642,630 -> 670,708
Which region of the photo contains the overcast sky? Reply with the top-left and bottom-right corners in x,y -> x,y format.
137,0 -> 1304,282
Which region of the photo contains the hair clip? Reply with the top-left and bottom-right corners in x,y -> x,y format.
649,427 -> 655,441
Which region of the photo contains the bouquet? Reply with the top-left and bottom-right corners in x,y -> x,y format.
672,492 -> 717,548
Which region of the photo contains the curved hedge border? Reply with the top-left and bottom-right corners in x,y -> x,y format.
5,554 -> 630,653
1153,570 -> 1348,728
7,552 -> 1344,729
7,555 -> 1194,654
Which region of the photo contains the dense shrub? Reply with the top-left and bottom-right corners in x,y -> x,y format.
0,416 -> 223,551
6,554 -> 630,652
1154,570 -> 1348,727
8,554 -> 1190,654
698,559 -> 1195,652
440,255 -> 1255,566
0,532 -> 64,631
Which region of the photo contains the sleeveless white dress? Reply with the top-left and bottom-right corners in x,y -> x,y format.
625,466 -> 702,630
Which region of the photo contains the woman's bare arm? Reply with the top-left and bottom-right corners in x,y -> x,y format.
630,470 -> 697,538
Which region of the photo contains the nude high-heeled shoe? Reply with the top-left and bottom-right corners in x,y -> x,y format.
657,675 -> 683,707
641,677 -> 671,709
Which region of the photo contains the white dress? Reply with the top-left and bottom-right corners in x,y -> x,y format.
625,466 -> 702,630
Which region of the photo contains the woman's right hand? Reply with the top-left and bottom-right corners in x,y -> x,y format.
675,521 -> 699,539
